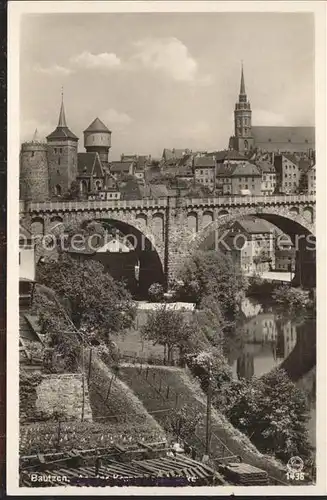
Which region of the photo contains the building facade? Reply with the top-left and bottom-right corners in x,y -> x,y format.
274,154 -> 300,194
220,218 -> 275,274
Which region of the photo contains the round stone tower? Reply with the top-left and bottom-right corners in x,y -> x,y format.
20,134 -> 49,201
84,117 -> 111,166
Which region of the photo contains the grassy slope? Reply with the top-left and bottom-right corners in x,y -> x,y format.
118,364 -> 287,482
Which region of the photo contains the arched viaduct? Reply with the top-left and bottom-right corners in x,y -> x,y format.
20,194 -> 316,289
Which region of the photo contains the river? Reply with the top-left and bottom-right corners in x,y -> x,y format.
225,296 -> 316,449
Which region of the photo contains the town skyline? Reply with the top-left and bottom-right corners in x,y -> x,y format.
20,12 -> 314,159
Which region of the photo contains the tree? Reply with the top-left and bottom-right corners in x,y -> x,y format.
163,405 -> 201,442
141,305 -> 198,363
148,282 -> 164,302
36,254 -> 136,344
62,180 -> 81,200
178,250 -> 246,319
272,285 -> 311,310
223,368 -> 312,463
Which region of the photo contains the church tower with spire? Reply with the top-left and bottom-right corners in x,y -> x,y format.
230,64 -> 254,153
46,91 -> 79,196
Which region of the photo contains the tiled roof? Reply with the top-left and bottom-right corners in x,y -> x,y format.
162,148 -> 191,161
194,156 -> 215,168
298,159 -> 312,173
231,163 -> 261,177
47,126 -> 78,141
252,126 -> 315,149
176,165 -> 193,177
120,178 -> 144,200
209,150 -> 247,162
77,152 -> 104,177
150,184 -> 168,198
282,153 -> 299,165
110,161 -> 134,174
234,217 -> 272,234
256,161 -> 276,173
216,163 -> 235,177
84,117 -> 111,133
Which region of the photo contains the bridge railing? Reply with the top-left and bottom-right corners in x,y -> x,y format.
20,194 -> 316,213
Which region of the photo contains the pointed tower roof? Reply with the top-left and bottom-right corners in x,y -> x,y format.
46,91 -> 78,141
240,62 -> 246,95
58,95 -> 67,128
84,117 -> 111,134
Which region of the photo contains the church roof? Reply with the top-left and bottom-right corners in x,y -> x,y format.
84,117 -> 111,134
252,126 -> 315,152
240,63 -> 246,95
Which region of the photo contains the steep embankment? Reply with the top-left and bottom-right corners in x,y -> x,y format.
82,350 -> 166,441
118,364 -> 287,483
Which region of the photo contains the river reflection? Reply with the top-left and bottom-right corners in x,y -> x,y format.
225,296 -> 316,448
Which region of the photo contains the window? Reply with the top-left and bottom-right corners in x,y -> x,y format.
288,139 -> 291,143
31,151 -> 34,157
245,184 -> 248,189
58,158 -> 61,165
285,173 -> 288,178
57,169 -> 60,175
54,148 -> 57,153
293,173 -> 296,178
268,138 -> 271,142
54,184 -> 62,196
59,148 -> 62,154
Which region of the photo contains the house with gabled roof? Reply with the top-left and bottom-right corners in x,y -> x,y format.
77,151 -> 106,195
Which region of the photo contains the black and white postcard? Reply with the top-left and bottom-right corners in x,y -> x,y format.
6,0 -> 327,495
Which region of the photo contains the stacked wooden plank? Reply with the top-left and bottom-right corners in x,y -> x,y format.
221,462 -> 269,485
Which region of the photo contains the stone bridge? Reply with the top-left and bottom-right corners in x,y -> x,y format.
20,194 -> 316,288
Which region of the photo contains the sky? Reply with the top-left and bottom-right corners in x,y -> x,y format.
20,12 -> 315,159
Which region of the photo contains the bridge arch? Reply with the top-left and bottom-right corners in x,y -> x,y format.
203,210 -> 214,227
188,208 -> 316,288
92,217 -> 165,297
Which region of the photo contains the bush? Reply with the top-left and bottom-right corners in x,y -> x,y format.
222,369 -> 312,464
272,285 -> 311,310
148,282 -> 164,302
